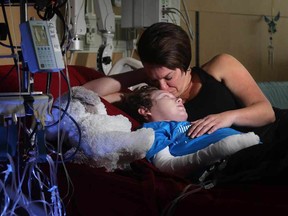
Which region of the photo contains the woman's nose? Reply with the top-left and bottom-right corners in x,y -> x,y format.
158,80 -> 168,90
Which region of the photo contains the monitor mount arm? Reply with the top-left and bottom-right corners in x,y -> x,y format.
70,0 -> 115,74
94,0 -> 115,74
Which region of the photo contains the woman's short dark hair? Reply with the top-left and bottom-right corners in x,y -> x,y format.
137,22 -> 192,72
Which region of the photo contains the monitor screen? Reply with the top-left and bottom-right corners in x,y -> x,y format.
31,25 -> 49,46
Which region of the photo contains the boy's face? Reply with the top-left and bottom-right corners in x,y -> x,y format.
148,90 -> 188,122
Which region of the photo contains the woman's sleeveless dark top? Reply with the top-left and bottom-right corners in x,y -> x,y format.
185,66 -> 286,143
185,67 -> 243,122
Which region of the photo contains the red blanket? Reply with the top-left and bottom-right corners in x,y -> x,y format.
1,65 -> 288,216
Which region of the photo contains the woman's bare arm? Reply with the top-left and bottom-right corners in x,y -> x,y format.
188,53 -> 275,138
82,68 -> 148,103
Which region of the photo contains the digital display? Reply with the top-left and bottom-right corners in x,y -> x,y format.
32,25 -> 49,46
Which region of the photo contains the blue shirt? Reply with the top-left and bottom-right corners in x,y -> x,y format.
142,121 -> 241,161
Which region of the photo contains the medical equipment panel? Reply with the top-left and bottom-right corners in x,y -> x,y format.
20,20 -> 64,73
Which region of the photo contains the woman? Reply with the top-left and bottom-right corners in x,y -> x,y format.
83,22 -> 288,183
83,22 -> 275,142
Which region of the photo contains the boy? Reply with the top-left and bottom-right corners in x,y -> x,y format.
123,86 -> 260,177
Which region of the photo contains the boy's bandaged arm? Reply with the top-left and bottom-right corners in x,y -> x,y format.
152,132 -> 260,177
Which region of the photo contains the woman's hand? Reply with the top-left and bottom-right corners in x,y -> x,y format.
187,112 -> 235,138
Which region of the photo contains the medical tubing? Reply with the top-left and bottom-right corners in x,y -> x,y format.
48,105 -> 82,163
46,69 -> 71,128
46,154 -> 66,216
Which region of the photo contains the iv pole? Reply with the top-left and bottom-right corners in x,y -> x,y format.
19,0 -> 31,93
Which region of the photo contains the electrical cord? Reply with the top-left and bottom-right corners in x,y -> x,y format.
45,69 -> 71,128
34,0 -> 67,20
34,0 -> 69,53
161,162 -> 224,216
0,41 -> 21,49
161,183 -> 203,216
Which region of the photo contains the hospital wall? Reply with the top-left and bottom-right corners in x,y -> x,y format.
1,1 -> 288,81
187,0 -> 288,81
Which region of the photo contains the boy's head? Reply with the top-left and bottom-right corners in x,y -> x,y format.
124,85 -> 188,123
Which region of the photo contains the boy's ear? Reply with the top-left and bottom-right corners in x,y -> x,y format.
138,107 -> 151,120
138,107 -> 149,115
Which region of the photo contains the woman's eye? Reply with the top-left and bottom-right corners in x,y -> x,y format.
165,76 -> 172,81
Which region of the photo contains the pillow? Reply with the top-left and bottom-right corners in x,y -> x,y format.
152,132 -> 260,177
46,86 -> 152,171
